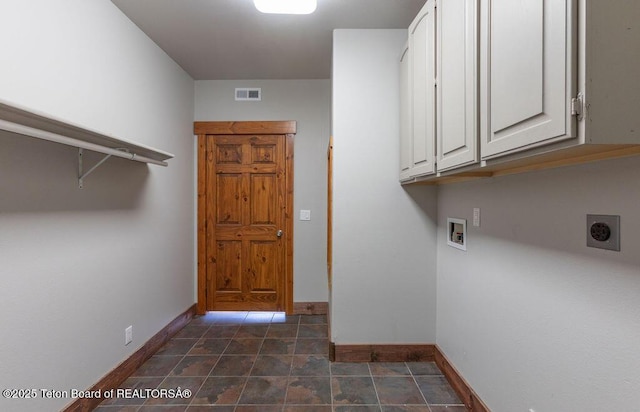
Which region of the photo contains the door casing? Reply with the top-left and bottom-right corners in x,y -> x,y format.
195,121 -> 295,315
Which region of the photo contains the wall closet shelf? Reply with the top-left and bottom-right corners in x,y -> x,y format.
0,100 -> 174,187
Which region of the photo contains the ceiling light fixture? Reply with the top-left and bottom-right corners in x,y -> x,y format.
253,0 -> 317,15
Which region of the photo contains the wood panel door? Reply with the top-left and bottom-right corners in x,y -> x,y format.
195,121 -> 295,314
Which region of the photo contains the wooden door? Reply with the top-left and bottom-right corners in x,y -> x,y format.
437,0 -> 479,172
481,0 -> 576,159
409,0 -> 437,177
195,121 -> 295,314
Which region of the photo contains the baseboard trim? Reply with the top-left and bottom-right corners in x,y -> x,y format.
435,345 -> 491,412
293,301 -> 328,315
330,342 -> 490,411
332,343 -> 436,362
63,304 -> 197,412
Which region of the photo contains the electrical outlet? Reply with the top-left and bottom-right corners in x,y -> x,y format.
125,325 -> 133,346
586,214 -> 620,251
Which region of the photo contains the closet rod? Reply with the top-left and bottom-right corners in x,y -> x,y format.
0,119 -> 168,166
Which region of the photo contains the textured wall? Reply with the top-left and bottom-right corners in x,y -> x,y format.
195,79 -> 331,303
0,1 -> 195,411
437,157 -> 640,411
331,29 -> 438,344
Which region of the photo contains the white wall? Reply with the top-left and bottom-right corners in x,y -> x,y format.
195,79 -> 331,303
331,29 -> 438,344
436,157 -> 640,411
0,1 -> 195,411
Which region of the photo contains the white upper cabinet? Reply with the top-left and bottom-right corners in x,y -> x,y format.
399,43 -> 413,182
400,0 -> 640,184
409,0 -> 437,177
579,1 -> 640,147
481,0 -> 577,159
437,0 -> 479,171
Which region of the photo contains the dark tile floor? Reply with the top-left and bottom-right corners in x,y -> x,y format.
96,312 -> 465,412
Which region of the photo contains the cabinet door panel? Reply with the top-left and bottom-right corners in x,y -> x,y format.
438,0 -> 479,171
410,0 -> 436,177
482,0 -> 576,159
399,44 -> 412,181
491,0 -> 543,133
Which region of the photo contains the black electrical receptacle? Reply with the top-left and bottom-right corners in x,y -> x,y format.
586,214 -> 620,251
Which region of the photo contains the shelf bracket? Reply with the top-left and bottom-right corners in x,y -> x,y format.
78,148 -> 115,189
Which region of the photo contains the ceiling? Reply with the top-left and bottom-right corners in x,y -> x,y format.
111,0 -> 426,80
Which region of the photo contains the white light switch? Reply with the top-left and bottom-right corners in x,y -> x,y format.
300,210 -> 311,221
473,208 -> 481,227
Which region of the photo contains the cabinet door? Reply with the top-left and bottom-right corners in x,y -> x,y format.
409,0 -> 436,177
437,0 -> 479,171
399,43 -> 413,182
481,0 -> 576,159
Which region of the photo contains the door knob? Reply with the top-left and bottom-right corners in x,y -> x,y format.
277,230 -> 283,238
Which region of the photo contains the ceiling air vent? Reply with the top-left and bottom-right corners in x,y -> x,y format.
235,88 -> 262,101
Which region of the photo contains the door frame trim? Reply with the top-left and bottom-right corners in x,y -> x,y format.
194,121 -> 296,315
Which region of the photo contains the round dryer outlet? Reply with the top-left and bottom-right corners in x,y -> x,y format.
590,222 -> 611,242
586,214 -> 620,251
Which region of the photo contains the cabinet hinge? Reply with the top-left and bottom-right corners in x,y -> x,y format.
571,93 -> 584,120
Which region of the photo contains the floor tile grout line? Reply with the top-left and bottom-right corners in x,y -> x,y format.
149,331 -> 212,409
329,349 -> 335,411
145,335 -> 199,408
232,315 -> 272,408
196,335 -> 226,405
367,362 -> 384,410
430,402 -> 468,406
102,314 -> 459,411
409,363 -> 434,412
187,317 -> 242,408
281,322 -> 297,408
284,314 -> 300,408
178,324 -> 232,408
